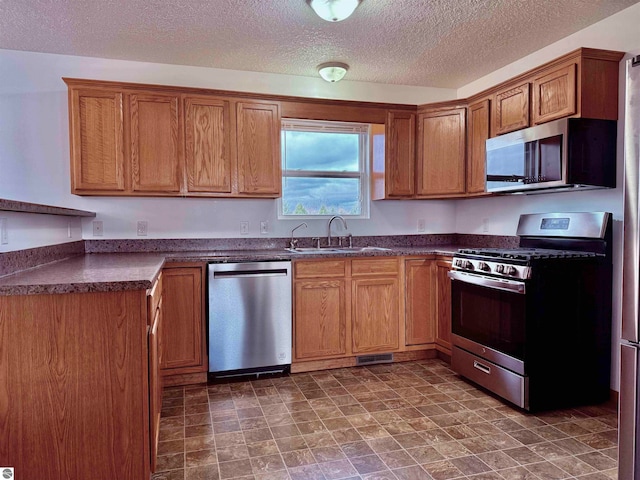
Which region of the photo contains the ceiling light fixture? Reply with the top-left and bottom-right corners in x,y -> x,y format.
317,62 -> 349,82
307,0 -> 362,22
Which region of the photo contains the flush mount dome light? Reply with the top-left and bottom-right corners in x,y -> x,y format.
317,62 -> 349,82
307,0 -> 362,22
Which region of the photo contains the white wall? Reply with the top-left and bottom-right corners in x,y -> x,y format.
0,48 -> 456,252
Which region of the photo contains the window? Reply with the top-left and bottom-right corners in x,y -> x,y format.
279,119 -> 370,218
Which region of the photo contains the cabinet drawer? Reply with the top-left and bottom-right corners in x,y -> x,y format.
452,346 -> 528,409
295,260 -> 346,278
352,258 -> 399,276
148,273 -> 163,317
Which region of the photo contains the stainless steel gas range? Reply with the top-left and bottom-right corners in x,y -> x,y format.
449,212 -> 613,412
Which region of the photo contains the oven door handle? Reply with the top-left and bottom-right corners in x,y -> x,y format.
448,271 -> 526,294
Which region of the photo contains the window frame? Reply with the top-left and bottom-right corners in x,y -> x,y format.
278,118 -> 371,220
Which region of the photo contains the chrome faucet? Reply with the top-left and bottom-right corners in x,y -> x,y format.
327,215 -> 347,247
290,222 -> 308,249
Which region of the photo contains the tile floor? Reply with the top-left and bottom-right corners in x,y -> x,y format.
152,359 -> 618,480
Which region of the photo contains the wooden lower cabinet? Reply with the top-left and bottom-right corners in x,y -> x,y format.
160,264 -> 207,384
149,304 -> 162,472
404,258 -> 436,346
294,278 -> 347,359
352,277 -> 399,353
293,257 -> 402,364
435,258 -> 453,355
0,285 -> 161,480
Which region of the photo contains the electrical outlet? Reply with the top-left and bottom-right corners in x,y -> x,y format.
92,220 -> 103,236
260,221 -> 268,234
67,221 -> 72,238
482,218 -> 489,233
137,221 -> 148,236
417,218 -> 426,232
0,218 -> 8,244
240,221 -> 249,235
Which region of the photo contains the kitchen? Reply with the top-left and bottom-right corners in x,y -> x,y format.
1,1 -> 640,479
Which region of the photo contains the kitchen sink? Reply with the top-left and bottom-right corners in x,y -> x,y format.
285,246 -> 391,254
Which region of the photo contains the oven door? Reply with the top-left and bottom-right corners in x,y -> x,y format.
448,271 -> 527,372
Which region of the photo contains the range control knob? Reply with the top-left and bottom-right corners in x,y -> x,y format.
478,262 -> 491,272
495,264 -> 504,274
507,266 -> 518,276
465,261 -> 474,270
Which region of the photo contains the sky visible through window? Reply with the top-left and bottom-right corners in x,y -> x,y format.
281,128 -> 365,216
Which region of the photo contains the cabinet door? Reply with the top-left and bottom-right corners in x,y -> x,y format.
405,259 -> 436,346
130,93 -> 182,193
494,83 -> 530,135
184,96 -> 232,193
532,63 -> 577,125
236,101 -> 281,195
148,299 -> 162,473
160,267 -> 205,373
416,108 -> 466,196
435,259 -> 452,353
69,88 -> 125,192
385,110 -> 415,197
467,100 -> 490,194
352,277 -> 400,353
294,279 -> 347,359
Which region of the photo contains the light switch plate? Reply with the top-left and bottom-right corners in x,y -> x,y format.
260,221 -> 268,234
417,218 -> 426,232
240,221 -> 249,235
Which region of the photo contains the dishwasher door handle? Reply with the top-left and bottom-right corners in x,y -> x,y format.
213,269 -> 289,279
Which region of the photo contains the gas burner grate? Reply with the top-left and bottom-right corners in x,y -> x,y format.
458,247 -> 598,261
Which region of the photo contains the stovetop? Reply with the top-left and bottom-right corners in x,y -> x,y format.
452,247 -> 601,280
457,247 -> 599,261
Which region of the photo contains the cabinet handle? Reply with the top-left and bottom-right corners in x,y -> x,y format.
473,361 -> 491,375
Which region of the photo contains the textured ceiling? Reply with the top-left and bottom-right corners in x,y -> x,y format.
0,0 -> 637,88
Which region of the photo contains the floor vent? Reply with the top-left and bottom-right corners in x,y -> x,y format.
356,353 -> 394,366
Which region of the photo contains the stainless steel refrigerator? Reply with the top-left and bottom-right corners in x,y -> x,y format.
620,54 -> 640,479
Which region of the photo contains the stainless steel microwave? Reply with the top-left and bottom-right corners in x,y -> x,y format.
485,117 -> 616,194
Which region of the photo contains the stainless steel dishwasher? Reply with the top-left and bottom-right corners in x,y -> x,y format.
208,261 -> 292,375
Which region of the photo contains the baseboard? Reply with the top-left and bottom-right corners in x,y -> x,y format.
162,372 -> 208,387
291,349 -> 438,374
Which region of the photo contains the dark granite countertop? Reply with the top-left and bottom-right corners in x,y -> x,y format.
0,246 -> 461,296
163,245 -> 460,263
0,253 -> 165,296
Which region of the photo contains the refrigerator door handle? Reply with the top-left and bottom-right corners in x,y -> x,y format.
623,56 -> 640,343
619,344 -> 640,479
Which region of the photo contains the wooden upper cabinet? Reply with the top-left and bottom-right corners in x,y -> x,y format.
494,83 -> 530,135
184,96 -> 232,193
236,101 -> 281,196
69,88 -> 125,193
130,93 -> 182,193
532,63 -> 576,125
375,110 -> 416,198
416,107 -> 466,196
467,100 -> 490,194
